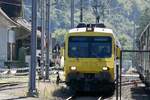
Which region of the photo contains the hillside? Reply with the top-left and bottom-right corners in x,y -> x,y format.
1,0 -> 149,49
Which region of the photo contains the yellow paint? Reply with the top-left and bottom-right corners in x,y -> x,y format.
64,31 -> 120,81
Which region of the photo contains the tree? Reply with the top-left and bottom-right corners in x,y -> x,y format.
53,29 -> 67,44
137,8 -> 150,36
118,34 -> 132,50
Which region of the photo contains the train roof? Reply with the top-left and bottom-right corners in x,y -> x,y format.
69,27 -> 117,40
69,23 -> 114,34
69,27 -> 113,34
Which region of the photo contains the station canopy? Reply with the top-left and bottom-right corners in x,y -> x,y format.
0,8 -> 41,40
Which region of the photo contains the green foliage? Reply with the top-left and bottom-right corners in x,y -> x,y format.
118,34 -> 132,50
41,0 -> 150,49
52,29 -> 68,44
137,7 -> 150,36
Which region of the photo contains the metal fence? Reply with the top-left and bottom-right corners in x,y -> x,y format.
119,50 -> 150,100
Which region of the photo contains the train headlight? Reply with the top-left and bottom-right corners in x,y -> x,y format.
102,66 -> 108,71
71,66 -> 77,71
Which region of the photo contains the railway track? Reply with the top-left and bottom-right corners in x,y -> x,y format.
65,80 -> 141,100
97,96 -> 104,100
66,95 -> 75,100
66,95 -> 104,100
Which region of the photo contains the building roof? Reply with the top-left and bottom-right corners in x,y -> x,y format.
15,18 -> 41,39
0,8 -> 41,40
0,8 -> 19,27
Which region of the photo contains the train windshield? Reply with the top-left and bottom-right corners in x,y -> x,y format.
68,36 -> 112,58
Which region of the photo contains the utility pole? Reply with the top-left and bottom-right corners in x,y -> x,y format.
92,0 -> 100,24
92,0 -> 109,23
22,0 -> 24,19
80,0 -> 83,22
40,0 -> 45,79
71,0 -> 74,28
28,0 -> 37,96
102,6 -> 105,23
133,14 -> 136,50
45,0 -> 50,80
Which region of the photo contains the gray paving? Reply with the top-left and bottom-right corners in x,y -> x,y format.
0,92 -> 39,100
0,73 -> 150,100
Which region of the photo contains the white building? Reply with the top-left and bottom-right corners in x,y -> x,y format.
0,8 -> 41,68
0,8 -> 19,68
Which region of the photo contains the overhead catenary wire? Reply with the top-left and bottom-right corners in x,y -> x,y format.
91,0 -> 113,23
0,1 -> 59,8
105,0 -> 112,9
0,1 -> 122,15
0,0 -> 122,10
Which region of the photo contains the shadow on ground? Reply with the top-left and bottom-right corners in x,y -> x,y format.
52,85 -> 114,99
0,82 -> 27,91
0,83 -> 18,88
131,86 -> 150,100
52,86 -> 73,99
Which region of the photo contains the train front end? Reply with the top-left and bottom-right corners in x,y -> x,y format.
64,24 -> 117,94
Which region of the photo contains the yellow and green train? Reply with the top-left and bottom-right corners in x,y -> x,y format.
63,23 -> 121,94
